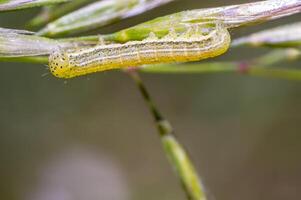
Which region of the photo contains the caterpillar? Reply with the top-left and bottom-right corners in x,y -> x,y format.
49,23 -> 231,78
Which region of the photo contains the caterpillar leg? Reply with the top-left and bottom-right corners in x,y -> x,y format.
179,25 -> 208,40
98,36 -> 106,45
144,32 -> 158,41
162,28 -> 178,40
179,26 -> 194,39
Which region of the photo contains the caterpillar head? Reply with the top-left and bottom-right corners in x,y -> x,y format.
48,50 -> 71,78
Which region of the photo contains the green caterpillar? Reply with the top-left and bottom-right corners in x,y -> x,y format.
49,23 -> 231,78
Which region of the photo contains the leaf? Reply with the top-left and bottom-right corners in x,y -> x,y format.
112,0 -> 301,42
183,0 -> 301,28
232,22 -> 301,47
0,28 -> 90,57
68,0 -> 301,43
0,0 -> 70,11
37,0 -> 174,37
27,0 -> 96,28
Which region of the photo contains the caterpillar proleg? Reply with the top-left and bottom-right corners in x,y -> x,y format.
49,23 -> 231,78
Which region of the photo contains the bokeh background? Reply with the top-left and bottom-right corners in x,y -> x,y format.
0,0 -> 301,200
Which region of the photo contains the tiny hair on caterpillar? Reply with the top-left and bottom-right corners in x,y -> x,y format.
48,22 -> 231,79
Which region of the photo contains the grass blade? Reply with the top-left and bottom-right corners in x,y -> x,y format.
0,27 -> 91,57
232,22 -> 301,47
37,0 -> 174,37
27,0 -> 96,28
0,28 -> 59,57
183,0 -> 301,28
65,0 -> 301,43
0,0 -> 70,12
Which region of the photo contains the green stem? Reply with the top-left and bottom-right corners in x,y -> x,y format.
140,62 -> 301,81
127,70 -> 207,200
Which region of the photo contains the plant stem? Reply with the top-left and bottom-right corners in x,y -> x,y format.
127,70 -> 207,200
0,56 -> 48,63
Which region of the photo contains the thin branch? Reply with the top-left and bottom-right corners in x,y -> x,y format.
127,70 -> 207,200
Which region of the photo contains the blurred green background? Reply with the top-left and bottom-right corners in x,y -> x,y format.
0,0 -> 301,200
